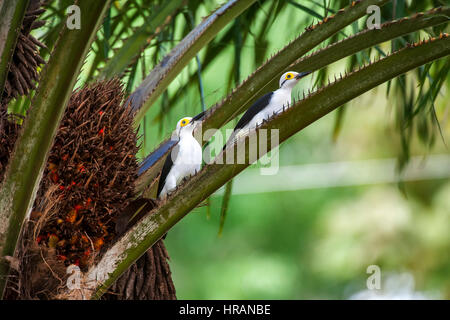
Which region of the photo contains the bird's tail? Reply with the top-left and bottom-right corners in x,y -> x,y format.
115,197 -> 157,237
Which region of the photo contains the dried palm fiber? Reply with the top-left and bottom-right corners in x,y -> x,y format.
0,108 -> 22,300
0,110 -> 24,300
1,0 -> 46,106
0,110 -> 22,183
3,215 -> 69,300
103,199 -> 176,300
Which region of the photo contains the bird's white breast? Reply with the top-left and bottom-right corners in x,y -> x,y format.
241,88 -> 292,132
264,88 -> 292,116
171,135 -> 202,185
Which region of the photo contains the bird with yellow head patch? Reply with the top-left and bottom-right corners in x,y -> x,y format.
157,111 -> 205,198
223,70 -> 311,149
115,111 -> 205,235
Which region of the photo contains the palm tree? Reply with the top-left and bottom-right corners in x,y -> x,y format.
0,0 -> 448,299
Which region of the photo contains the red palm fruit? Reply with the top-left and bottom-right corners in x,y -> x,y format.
33,79 -> 138,270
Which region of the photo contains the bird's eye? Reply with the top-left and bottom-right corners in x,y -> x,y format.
286,73 -> 293,79
180,119 -> 189,127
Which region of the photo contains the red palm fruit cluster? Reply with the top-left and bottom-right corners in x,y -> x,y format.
33,79 -> 138,270
1,0 -> 46,105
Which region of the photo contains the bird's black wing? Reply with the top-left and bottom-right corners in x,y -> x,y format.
234,92 -> 273,130
138,139 -> 177,176
157,142 -> 180,197
223,92 -> 273,150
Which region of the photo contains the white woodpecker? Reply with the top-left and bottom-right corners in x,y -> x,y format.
115,111 -> 205,235
157,111 -> 205,198
223,71 -> 311,149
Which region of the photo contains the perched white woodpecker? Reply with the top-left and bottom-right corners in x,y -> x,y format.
115,111 -> 205,235
157,111 -> 205,198
224,71 -> 311,149
153,112 -> 204,240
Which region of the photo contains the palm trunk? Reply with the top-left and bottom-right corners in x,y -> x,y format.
103,240 -> 176,300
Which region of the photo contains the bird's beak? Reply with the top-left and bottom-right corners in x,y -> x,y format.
295,71 -> 312,79
192,110 -> 206,122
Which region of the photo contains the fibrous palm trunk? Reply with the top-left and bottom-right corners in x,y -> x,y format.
104,240 -> 176,300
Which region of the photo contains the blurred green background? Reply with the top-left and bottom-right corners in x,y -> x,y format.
166,84 -> 450,299
130,1 -> 449,299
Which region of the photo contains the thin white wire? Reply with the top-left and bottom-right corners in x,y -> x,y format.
213,154 -> 450,195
